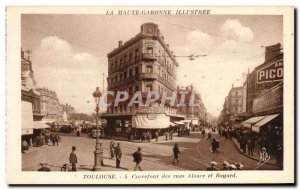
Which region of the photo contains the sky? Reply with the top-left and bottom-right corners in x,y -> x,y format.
21,14 -> 283,116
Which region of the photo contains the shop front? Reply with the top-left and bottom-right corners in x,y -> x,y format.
241,82 -> 283,153
22,101 -> 34,145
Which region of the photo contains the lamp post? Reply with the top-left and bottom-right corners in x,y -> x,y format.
93,87 -> 102,171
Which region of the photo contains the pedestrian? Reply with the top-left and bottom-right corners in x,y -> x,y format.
221,161 -> 230,170
211,138 -> 218,153
165,132 -> 168,141
110,139 -> 115,159
173,143 -> 180,164
228,164 -> 237,170
247,139 -> 253,156
114,143 -> 122,168
235,162 -> 244,170
202,129 -> 205,137
207,131 -> 212,141
276,144 -> 283,166
69,146 -> 78,171
133,147 -> 143,171
38,163 -> 51,172
206,161 -> 218,171
170,131 -> 173,140
155,131 -> 159,142
55,133 -> 60,146
50,133 -> 55,146
22,140 -> 28,153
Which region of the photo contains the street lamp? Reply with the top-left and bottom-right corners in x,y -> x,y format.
93,87 -> 102,171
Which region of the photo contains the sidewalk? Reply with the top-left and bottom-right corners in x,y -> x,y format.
22,144 -> 52,154
231,138 -> 282,168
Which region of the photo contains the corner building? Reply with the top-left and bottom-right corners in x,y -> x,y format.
103,23 -> 185,138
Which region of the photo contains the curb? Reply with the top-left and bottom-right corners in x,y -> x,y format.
231,138 -> 282,168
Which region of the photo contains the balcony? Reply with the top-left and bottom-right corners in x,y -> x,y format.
142,53 -> 157,60
140,73 -> 157,80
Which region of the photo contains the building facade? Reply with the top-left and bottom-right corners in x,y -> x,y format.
37,87 -> 60,122
245,43 -> 283,115
103,23 -> 185,137
176,85 -> 207,127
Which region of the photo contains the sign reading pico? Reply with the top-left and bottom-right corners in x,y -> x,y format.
257,59 -> 283,84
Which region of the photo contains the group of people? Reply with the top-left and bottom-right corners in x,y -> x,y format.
207,161 -> 244,171
109,139 -> 143,170
22,132 -> 60,153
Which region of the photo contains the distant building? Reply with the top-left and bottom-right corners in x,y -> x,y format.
176,85 -> 207,127
228,85 -> 244,115
37,87 -> 60,122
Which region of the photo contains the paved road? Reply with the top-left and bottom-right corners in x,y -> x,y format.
22,132 -> 281,171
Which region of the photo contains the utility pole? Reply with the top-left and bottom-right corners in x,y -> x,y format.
102,73 -> 105,92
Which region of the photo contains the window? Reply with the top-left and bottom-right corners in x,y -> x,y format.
124,71 -> 127,79
135,67 -> 139,75
135,86 -> 139,92
129,87 -> 133,95
124,55 -> 127,64
146,47 -> 153,54
146,65 -> 153,73
129,69 -> 133,77
146,85 -> 153,92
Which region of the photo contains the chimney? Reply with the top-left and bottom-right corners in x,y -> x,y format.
232,83 -> 234,88
265,43 -> 281,62
118,40 -> 123,47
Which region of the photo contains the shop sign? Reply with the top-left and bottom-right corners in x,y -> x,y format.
252,83 -> 283,113
136,106 -> 165,114
257,59 -> 283,84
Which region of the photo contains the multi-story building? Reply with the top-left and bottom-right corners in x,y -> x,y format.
245,43 -> 283,115
228,85 -> 244,115
21,49 -> 47,142
37,87 -> 60,122
176,85 -> 207,127
102,22 -> 185,137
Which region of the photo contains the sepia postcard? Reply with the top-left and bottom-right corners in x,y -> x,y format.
6,6 -> 294,184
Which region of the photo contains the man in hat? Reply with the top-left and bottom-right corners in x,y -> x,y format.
235,162 -> 244,170
221,161 -> 230,170
229,164 -> 237,170
69,146 -> 78,171
133,147 -> 143,171
173,143 -> 180,164
114,143 -> 122,168
206,161 -> 218,171
38,163 -> 51,172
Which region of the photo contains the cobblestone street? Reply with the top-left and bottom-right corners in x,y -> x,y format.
22,132 -> 281,171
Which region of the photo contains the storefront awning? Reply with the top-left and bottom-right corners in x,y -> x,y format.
252,114 -> 279,133
241,116 -> 266,128
170,122 -> 176,127
174,121 -> 185,125
132,114 -> 170,129
34,121 -> 51,129
22,101 -> 34,135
